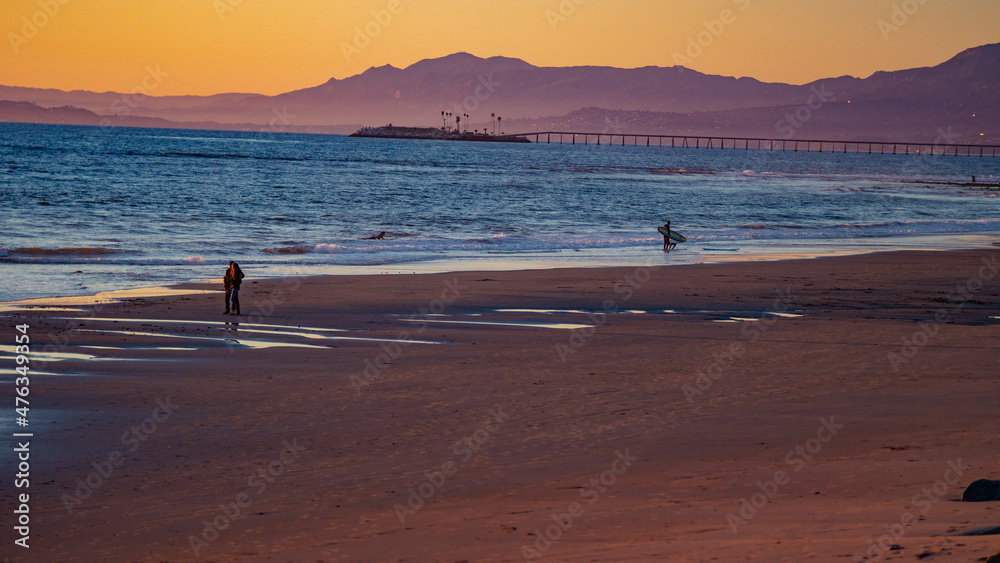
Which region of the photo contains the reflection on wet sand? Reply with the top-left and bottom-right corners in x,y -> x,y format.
75,329 -> 333,350
401,318 -> 593,330
0,344 -> 99,362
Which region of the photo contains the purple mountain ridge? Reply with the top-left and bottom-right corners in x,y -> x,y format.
1,44 -> 997,143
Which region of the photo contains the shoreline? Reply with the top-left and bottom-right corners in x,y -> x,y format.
5,234 -> 1000,306
3,248 -> 999,561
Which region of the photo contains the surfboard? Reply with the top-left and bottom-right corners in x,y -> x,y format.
703,248 -> 739,252
657,226 -> 686,242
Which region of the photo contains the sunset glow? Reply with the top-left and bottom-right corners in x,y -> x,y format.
2,0 -> 999,95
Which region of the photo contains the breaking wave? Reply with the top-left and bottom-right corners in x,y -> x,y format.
3,246 -> 125,257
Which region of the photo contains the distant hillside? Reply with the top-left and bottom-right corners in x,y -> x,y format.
0,101 -> 102,124
1,43 -> 998,143
0,100 -> 356,134
506,102 -> 991,144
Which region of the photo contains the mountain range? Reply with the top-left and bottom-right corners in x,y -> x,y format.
2,43 -> 997,143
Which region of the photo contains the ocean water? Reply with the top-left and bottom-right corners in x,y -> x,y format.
1,122 -> 998,302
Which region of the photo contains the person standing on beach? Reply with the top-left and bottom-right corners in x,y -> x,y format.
223,267 -> 233,314
663,221 -> 677,251
224,261 -> 245,315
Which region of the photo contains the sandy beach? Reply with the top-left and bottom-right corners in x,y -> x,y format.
3,249 -> 999,562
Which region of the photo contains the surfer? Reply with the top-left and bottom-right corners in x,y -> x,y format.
662,221 -> 676,251
224,261 -> 245,315
364,231 -> 386,240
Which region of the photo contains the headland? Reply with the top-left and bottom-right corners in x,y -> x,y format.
351,125 -> 531,143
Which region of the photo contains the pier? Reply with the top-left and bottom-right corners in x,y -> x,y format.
517,131 -> 999,157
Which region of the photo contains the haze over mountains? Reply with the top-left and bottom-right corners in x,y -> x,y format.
2,43 -> 997,143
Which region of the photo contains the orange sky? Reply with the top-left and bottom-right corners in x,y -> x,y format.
2,0 -> 998,96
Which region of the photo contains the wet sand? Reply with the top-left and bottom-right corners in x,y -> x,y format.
3,249 -> 1000,562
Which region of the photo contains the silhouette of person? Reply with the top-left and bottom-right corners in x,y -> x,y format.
663,221 -> 676,251
224,261 -> 245,315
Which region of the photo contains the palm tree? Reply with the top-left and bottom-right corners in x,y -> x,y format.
497,116 -> 502,135
463,114 -> 469,133
441,111 -> 446,129
491,113 -> 496,135
455,114 -> 460,133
